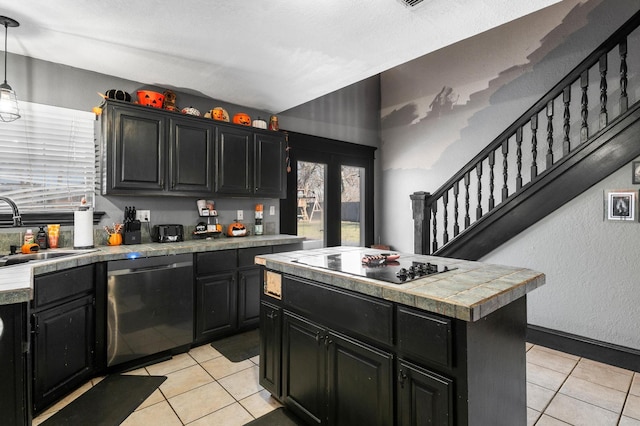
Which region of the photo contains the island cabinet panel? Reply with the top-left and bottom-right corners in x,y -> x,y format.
282,312 -> 325,425
281,311 -> 393,426
259,301 -> 282,398
283,276 -> 393,347
397,306 -> 452,369
397,359 -> 453,426
260,268 -> 529,426
326,331 -> 393,426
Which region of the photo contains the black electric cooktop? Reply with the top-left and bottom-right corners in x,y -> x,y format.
293,251 -> 455,284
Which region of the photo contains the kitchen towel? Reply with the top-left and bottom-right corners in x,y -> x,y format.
73,209 -> 94,248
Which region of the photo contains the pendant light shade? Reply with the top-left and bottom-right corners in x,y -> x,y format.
0,16 -> 20,123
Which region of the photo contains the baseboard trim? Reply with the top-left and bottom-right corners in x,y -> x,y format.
527,325 -> 640,372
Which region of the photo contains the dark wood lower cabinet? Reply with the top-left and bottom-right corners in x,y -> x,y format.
397,359 -> 453,426
195,271 -> 237,343
282,311 -> 393,426
0,303 -> 29,425
31,265 -> 97,414
259,301 -> 281,398
238,266 -> 261,329
261,273 -> 528,426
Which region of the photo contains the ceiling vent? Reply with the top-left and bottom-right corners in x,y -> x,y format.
399,0 -> 424,7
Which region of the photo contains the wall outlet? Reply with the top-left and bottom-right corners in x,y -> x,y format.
237,209 -> 244,220
269,205 -> 275,216
136,210 -> 151,222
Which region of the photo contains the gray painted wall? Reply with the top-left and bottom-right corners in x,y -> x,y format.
6,53 -> 284,239
378,0 -> 640,351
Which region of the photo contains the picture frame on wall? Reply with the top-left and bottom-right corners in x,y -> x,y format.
606,190 -> 636,221
632,161 -> 640,184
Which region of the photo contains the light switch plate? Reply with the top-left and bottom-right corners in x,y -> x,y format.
270,206 -> 275,215
237,209 -> 244,220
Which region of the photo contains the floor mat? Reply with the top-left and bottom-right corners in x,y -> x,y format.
244,407 -> 305,426
211,328 -> 260,362
41,374 -> 166,426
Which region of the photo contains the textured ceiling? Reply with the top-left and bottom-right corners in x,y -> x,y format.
3,0 -> 560,113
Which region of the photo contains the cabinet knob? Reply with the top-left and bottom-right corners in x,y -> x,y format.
266,311 -> 278,319
398,369 -> 408,388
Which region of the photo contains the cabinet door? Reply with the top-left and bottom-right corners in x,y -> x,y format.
238,266 -> 261,329
0,303 -> 28,425
326,331 -> 393,426
215,126 -> 252,195
169,117 -> 215,193
32,296 -> 95,413
108,104 -> 166,192
397,360 -> 453,426
195,272 -> 237,342
282,312 -> 325,425
254,132 -> 286,198
259,301 -> 281,397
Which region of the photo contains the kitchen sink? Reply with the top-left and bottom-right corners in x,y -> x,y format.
0,250 -> 95,267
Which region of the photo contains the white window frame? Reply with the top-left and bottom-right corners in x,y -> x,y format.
0,101 -> 95,217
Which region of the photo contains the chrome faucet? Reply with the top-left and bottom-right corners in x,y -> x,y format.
0,196 -> 22,226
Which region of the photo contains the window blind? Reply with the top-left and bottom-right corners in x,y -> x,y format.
0,101 -> 95,213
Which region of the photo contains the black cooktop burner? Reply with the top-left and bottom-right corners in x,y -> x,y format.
293,251 -> 455,284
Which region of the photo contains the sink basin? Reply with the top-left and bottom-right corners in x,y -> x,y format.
0,250 -> 94,267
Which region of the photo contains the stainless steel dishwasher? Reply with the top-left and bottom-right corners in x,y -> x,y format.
107,254 -> 193,367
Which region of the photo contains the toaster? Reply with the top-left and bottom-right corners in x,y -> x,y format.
153,224 -> 184,243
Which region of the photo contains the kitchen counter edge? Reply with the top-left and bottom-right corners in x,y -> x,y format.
255,246 -> 545,322
0,235 -> 304,305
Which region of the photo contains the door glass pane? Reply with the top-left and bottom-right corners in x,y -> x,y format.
297,161 -> 326,248
341,165 -> 365,246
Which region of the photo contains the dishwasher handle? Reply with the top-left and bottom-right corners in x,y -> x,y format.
108,260 -> 192,276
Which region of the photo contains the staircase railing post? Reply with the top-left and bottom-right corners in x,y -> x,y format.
411,191 -> 431,255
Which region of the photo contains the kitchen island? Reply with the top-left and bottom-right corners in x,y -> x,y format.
255,246 -> 545,426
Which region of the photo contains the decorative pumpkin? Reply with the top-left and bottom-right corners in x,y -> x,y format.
136,90 -> 164,108
205,107 -> 230,122
227,221 -> 247,237
181,106 -> 201,116
252,117 -> 267,129
104,89 -> 131,102
233,112 -> 252,126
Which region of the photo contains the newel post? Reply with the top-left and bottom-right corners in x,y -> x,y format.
410,191 -> 431,255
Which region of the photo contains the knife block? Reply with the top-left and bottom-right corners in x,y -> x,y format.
124,230 -> 141,245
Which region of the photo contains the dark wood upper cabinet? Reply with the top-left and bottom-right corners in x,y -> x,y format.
99,100 -> 286,198
169,116 -> 215,193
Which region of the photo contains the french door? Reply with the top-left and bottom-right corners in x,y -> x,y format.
280,132 -> 375,248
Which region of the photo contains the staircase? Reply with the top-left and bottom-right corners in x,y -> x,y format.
412,10 -> 640,260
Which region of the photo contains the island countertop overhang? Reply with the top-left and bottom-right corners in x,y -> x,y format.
255,246 -> 545,322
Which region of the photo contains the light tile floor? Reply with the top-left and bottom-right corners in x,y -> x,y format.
32,342 -> 640,425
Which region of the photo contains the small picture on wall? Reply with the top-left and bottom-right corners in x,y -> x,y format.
633,161 -> 640,184
606,190 -> 636,221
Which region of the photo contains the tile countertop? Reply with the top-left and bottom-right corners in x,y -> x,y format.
0,234 -> 303,305
255,246 -> 546,322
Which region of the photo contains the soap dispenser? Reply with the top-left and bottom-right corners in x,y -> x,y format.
36,225 -> 48,249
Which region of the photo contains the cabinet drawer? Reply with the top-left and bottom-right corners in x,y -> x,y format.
238,247 -> 272,268
397,306 -> 452,369
196,250 -> 237,275
34,265 -> 95,309
283,276 -> 393,346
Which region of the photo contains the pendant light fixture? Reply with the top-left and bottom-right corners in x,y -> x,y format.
0,16 -> 20,123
